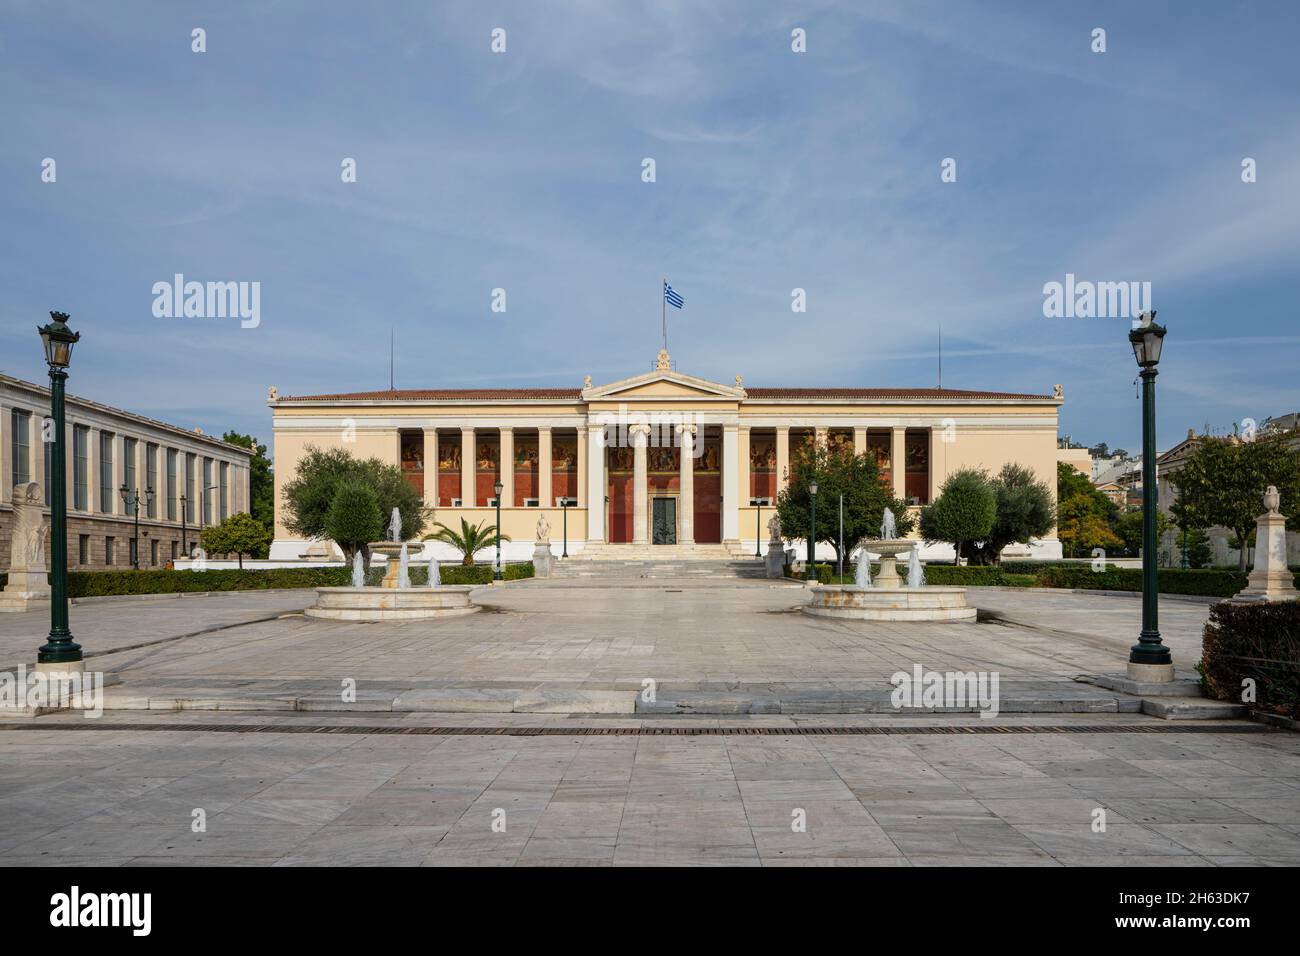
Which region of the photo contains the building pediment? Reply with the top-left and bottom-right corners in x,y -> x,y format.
584,351 -> 746,401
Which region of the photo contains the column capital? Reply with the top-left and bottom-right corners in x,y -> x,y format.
675,423 -> 698,436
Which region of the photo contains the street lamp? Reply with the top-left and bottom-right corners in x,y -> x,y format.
808,479 -> 818,579
752,498 -> 763,557
119,484 -> 155,570
493,478 -> 504,580
561,497 -> 569,558
36,311 -> 82,668
1127,311 -> 1172,677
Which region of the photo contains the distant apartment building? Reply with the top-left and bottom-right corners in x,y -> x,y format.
1,373 -> 252,571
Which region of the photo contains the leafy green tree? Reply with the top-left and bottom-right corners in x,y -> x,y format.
199,512 -> 273,568
775,439 -> 914,566
281,446 -> 425,557
969,463 -> 1056,565
1055,461 -> 1120,557
424,517 -> 509,566
920,468 -> 996,561
1115,507 -> 1170,558
1171,432 -> 1300,570
222,431 -> 274,546
324,480 -> 383,566
1182,526 -> 1213,569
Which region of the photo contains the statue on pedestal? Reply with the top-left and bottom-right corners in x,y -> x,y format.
1,483 -> 52,612
1232,485 -> 1299,603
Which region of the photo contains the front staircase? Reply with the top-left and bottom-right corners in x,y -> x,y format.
552,543 -> 767,580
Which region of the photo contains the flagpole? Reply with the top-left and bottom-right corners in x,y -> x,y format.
662,276 -> 667,354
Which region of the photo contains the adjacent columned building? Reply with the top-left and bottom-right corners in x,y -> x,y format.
269,350 -> 1065,560
1,373 -> 253,570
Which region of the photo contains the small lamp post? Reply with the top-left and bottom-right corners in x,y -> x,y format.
561,497 -> 569,558
1127,311 -> 1172,678
753,498 -> 763,557
808,479 -> 818,579
120,484 -> 154,570
37,311 -> 82,669
493,478 -> 504,580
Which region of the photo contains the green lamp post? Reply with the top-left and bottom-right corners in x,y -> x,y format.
36,312 -> 82,667
493,479 -> 504,581
1127,311 -> 1171,672
807,478 -> 818,579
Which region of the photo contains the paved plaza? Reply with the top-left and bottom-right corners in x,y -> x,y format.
3,582 -> 1297,866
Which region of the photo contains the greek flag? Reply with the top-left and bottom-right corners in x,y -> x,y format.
663,281 -> 684,309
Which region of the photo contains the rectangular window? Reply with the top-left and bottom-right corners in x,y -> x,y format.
150,539 -> 159,566
10,410 -> 31,487
99,431 -> 114,514
203,458 -> 213,524
123,436 -> 137,498
105,536 -> 115,566
166,448 -> 178,520
78,534 -> 89,565
219,461 -> 229,521
146,443 -> 158,517
185,453 -> 196,522
170,540 -> 177,562
73,426 -> 89,511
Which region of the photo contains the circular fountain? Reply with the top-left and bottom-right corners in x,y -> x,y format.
305,508 -> 478,622
802,509 -> 976,622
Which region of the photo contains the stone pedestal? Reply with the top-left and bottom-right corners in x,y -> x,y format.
533,543 -> 554,579
765,541 -> 785,579
1232,493 -> 1299,603
1,482 -> 51,613
0,569 -> 51,612
1126,661 -> 1175,683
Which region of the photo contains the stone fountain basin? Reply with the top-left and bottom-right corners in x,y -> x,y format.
859,540 -> 916,558
803,585 -> 976,622
305,585 -> 479,622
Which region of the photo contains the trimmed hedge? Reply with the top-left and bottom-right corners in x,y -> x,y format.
1033,566 -> 1258,598
50,562 -> 534,597
784,563 -> 1012,586
1201,601 -> 1300,718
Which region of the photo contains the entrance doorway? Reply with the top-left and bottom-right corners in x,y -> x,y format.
651,497 -> 677,545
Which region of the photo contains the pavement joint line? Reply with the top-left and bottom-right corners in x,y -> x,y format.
0,722 -> 1269,736
0,610 -> 293,674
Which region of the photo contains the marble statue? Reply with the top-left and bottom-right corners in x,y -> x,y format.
1053,384 -> 1063,400
11,483 -> 45,569
768,513 -> 782,542
267,385 -> 279,402
536,514 -> 551,543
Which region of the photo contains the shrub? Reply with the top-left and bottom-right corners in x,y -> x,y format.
1032,566 -> 1268,598
922,565 -> 1009,586
60,562 -> 535,597
1201,601 -> 1300,718
920,468 -> 996,562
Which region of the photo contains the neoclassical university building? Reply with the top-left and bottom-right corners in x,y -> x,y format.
269,350 -> 1066,561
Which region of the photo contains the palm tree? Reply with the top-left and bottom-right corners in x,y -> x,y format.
423,518 -> 509,566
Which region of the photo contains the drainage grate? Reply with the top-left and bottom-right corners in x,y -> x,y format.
0,722 -> 1269,737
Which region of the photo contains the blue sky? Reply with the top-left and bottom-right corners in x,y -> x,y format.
2,1 -> 1297,456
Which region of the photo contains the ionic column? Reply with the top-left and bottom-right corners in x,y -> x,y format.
499,426 -> 514,508
677,424 -> 696,545
585,423 -> 605,542
537,427 -> 553,508
460,428 -> 475,507
891,426 -> 907,500
776,427 -> 790,494
738,424 -> 751,506
87,428 -> 101,513
814,425 -> 828,447
929,425 -> 942,504
722,424 -> 740,542
0,401 -> 10,506
631,424 -> 650,544
422,428 -> 438,506
853,427 -> 867,456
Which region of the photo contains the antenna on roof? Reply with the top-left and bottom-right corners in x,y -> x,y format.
937,324 -> 943,390
389,329 -> 395,391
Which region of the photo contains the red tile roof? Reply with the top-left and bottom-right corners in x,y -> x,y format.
278,386 -> 1054,403
744,387 -> 1056,400
279,388 -> 584,402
